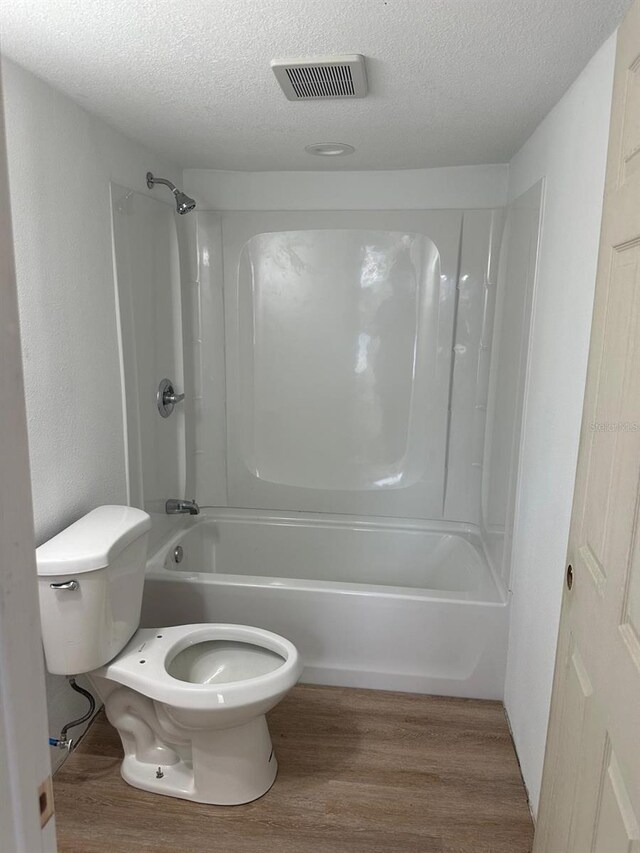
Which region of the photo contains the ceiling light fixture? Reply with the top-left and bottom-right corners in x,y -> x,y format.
304,143 -> 355,157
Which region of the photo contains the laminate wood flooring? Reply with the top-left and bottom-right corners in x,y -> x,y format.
53,684 -> 534,853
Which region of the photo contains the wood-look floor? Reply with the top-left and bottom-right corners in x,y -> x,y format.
53,684 -> 534,853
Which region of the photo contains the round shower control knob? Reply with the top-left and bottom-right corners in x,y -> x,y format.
157,378 -> 185,418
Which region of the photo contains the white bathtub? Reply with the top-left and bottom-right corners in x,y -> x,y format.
142,510 -> 509,699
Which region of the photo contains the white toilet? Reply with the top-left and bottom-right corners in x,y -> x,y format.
36,505 -> 303,805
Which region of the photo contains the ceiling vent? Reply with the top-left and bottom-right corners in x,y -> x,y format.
271,54 -> 368,101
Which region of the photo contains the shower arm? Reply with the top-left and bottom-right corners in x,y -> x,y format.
146,172 -> 177,192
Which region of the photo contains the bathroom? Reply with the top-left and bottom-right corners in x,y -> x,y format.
1,0 -> 639,851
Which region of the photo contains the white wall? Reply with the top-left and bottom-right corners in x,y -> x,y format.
504,33 -> 616,816
1,57 -> 180,770
184,164 -> 509,211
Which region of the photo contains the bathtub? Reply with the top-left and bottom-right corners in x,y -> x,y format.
142,509 -> 509,699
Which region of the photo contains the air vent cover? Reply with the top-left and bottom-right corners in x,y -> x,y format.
271,54 -> 368,101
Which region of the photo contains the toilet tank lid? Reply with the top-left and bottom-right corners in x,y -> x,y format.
36,505 -> 152,576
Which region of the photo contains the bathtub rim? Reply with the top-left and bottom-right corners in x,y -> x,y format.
145,508 -> 508,606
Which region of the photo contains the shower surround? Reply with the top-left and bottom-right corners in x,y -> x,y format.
113,190 -> 541,699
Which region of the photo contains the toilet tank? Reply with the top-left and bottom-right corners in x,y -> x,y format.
36,506 -> 152,675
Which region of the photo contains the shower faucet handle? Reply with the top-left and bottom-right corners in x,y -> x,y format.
157,378 -> 185,418
164,390 -> 185,405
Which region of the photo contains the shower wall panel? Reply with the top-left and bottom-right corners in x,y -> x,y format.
443,210 -> 505,523
181,211 -> 227,507
223,211 -> 459,519
191,209 -> 502,524
482,182 -> 542,581
111,184 -> 186,512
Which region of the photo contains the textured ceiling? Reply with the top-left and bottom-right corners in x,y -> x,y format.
0,0 -> 630,171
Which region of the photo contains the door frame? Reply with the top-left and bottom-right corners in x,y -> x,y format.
0,60 -> 57,853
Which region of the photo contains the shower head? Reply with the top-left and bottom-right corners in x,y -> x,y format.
146,172 -> 196,215
174,190 -> 197,215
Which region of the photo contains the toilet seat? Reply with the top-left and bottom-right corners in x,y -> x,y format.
95,624 -> 302,711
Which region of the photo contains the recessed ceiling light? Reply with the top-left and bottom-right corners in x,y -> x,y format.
304,143 -> 355,157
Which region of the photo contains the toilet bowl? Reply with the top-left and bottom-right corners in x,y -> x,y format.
36,506 -> 303,805
91,623 -> 302,804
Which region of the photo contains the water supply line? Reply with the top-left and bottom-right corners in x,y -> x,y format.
49,677 -> 96,752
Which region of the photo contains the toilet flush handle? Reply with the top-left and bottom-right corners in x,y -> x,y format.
50,580 -> 79,591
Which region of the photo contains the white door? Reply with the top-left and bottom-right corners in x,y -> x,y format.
534,3 -> 640,850
0,62 -> 57,852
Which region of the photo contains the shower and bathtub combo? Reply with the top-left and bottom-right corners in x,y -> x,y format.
36,171 -> 541,804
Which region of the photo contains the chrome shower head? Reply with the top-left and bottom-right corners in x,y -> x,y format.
174,189 -> 196,215
146,172 -> 196,215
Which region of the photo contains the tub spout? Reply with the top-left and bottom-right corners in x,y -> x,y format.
166,499 -> 200,515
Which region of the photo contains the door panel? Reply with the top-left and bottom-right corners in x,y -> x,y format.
592,746 -> 640,853
534,633 -> 595,852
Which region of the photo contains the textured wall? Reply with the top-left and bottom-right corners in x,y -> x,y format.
504,33 -> 616,816
2,57 -> 180,770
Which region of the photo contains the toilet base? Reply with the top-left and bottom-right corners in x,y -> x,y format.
117,712 -> 278,805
